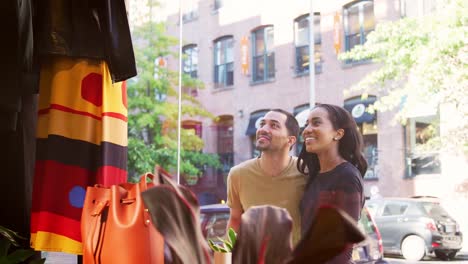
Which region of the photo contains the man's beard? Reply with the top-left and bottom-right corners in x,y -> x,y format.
255,143 -> 268,151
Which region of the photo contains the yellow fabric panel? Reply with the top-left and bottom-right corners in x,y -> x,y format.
31,232 -> 83,254
37,56 -> 127,118
37,109 -> 127,146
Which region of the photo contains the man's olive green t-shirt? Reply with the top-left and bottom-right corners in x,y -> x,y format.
227,156 -> 306,245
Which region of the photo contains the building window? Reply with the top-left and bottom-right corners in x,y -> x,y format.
343,1 -> 375,52
182,0 -> 198,23
214,0 -> 223,10
246,110 -> 269,158
294,13 -> 322,75
405,114 -> 441,177
214,36 -> 234,88
400,0 -> 437,17
344,96 -> 379,180
293,104 -> 310,155
251,26 -> 275,83
216,116 -> 234,185
182,120 -> 202,138
183,44 -> 198,79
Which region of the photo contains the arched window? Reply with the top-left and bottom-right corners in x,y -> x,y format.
213,36 -> 234,88
183,44 -> 198,78
343,1 -> 375,52
251,26 -> 274,83
294,13 -> 322,75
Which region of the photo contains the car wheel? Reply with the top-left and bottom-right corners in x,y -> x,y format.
401,235 -> 426,261
435,250 -> 457,260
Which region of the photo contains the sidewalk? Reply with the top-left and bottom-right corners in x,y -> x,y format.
42,252 -> 77,264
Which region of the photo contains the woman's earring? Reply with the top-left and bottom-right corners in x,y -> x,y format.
333,137 -> 339,141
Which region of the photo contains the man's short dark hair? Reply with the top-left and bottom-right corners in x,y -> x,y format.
270,108 -> 300,139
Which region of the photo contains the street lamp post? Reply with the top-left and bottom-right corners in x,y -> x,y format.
309,0 -> 316,108
176,0 -> 183,184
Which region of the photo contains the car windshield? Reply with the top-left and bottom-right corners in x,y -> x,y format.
420,202 -> 450,217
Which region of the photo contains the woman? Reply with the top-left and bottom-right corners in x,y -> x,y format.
297,104 -> 367,263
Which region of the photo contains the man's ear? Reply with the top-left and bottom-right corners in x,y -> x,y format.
288,136 -> 297,146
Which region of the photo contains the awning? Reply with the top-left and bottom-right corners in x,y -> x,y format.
344,96 -> 377,124
245,110 -> 268,136
294,104 -> 310,128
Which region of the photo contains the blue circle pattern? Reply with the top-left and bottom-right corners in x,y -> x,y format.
69,186 -> 86,208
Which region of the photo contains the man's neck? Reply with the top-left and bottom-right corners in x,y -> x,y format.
258,152 -> 292,177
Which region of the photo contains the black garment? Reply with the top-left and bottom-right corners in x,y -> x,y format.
2,0 -> 39,132
34,0 -> 137,82
0,0 -> 39,238
300,162 -> 364,264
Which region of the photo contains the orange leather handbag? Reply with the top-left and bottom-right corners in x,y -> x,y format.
81,173 -> 164,264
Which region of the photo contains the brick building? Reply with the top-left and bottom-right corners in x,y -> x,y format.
161,0 -> 467,248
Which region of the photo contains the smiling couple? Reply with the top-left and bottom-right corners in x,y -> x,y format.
226,105 -> 367,263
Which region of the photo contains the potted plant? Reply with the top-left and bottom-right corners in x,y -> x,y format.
208,228 -> 236,264
0,225 -> 45,264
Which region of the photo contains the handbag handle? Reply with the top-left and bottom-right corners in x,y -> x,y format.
139,173 -> 155,190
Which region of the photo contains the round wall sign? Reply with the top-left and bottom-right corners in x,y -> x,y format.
351,103 -> 366,118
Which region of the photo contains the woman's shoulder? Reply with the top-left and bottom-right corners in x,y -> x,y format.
334,162 -> 363,191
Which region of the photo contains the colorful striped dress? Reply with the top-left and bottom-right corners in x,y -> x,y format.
30,56 -> 128,254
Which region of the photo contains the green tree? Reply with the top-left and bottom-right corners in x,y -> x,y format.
339,0 -> 467,154
127,3 -> 219,181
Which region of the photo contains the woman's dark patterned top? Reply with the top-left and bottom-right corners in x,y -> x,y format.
300,161 -> 364,264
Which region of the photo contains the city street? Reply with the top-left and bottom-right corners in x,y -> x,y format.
385,252 -> 468,264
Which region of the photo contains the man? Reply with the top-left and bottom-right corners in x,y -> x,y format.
227,109 -> 306,245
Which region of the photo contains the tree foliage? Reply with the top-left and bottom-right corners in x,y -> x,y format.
339,0 -> 467,153
127,3 -> 219,180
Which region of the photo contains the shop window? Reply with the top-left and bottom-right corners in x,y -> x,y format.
343,1 -> 375,53
405,115 -> 441,177
294,13 -> 322,75
216,116 -> 234,183
251,26 -> 275,83
344,96 -> 379,180
214,36 -> 234,88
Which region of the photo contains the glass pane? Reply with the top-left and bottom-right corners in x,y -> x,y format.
267,53 -> 275,79
216,64 -> 225,84
295,17 -> 309,46
254,30 -> 265,55
296,46 -> 309,73
346,5 -> 360,35
226,62 -> 234,86
346,33 -> 361,51
421,202 -> 450,217
314,43 -> 321,64
314,14 -> 321,44
191,47 -> 198,72
363,2 -> 375,32
266,26 -> 274,51
214,0 -> 223,10
254,55 -> 264,81
226,38 -> 234,63
214,41 -> 221,65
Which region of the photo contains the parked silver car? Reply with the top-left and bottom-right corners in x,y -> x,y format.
366,197 -> 463,261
